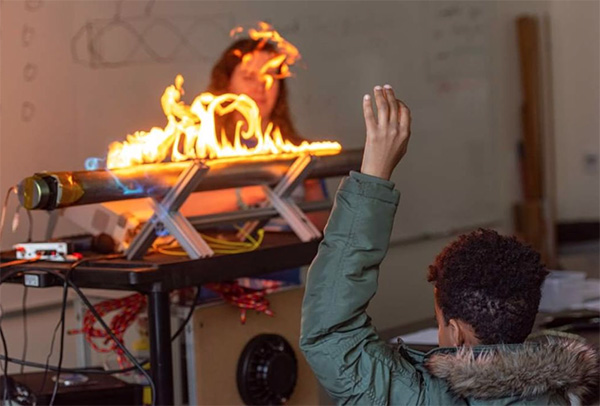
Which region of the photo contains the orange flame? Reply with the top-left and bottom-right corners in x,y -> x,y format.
231,21 -> 300,90
105,75 -> 341,170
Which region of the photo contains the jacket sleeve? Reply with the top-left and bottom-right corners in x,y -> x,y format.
300,171 -> 424,405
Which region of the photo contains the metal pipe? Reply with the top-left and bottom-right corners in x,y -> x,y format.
18,149 -> 363,210
190,199 -> 332,229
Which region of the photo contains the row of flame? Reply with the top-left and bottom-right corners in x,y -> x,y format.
99,22 -> 341,170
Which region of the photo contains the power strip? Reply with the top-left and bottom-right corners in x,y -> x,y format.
14,242 -> 79,262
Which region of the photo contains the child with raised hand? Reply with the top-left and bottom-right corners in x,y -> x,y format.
300,85 -> 598,405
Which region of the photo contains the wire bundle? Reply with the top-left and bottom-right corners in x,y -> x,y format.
156,228 -> 265,256
205,279 -> 283,324
68,293 -> 147,368
154,226 -> 285,321
68,276 -> 284,368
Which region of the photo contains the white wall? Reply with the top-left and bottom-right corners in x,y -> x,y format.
371,0 -> 600,331
550,0 -> 600,222
370,0 -> 557,330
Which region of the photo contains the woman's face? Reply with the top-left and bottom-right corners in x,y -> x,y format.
228,50 -> 281,120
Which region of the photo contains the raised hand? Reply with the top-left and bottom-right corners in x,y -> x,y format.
360,85 -> 411,180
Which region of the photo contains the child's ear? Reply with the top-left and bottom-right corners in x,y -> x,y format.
448,319 -> 463,346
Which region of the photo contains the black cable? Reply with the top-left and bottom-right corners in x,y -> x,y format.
0,265 -> 203,406
38,257 -> 84,395
45,255 -> 100,406
0,307 -> 8,406
171,286 -> 201,341
47,269 -> 156,406
20,287 -> 28,374
48,278 -> 69,406
0,268 -> 25,284
0,266 -> 156,404
0,265 -> 147,389
73,288 -> 156,406
39,311 -> 62,396
0,263 -> 72,397
0,286 -> 201,376
65,254 -> 124,269
47,257 -> 85,406
0,262 -> 27,403
1,264 -> 199,339
0,254 -> 122,289
0,355 -> 141,375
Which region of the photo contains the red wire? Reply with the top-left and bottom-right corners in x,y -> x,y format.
68,280 -> 282,366
68,293 -> 147,368
205,280 -> 282,324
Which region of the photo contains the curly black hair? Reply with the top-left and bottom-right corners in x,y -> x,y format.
427,229 -> 548,344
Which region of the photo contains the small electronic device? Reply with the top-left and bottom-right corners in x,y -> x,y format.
13,242 -> 79,262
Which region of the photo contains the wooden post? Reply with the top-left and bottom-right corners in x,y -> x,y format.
517,17 -> 544,200
515,16 -> 556,267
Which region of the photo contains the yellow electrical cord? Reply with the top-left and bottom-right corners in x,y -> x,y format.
156,227 -> 265,256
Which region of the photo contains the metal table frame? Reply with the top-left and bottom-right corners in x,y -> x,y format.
0,234 -> 320,405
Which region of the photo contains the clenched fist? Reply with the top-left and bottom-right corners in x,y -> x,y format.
361,85 -> 411,180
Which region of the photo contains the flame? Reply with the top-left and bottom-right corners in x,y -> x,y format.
105,75 -> 341,170
231,21 -> 300,90
103,23 -> 338,170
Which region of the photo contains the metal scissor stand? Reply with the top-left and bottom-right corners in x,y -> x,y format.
126,154 -> 322,260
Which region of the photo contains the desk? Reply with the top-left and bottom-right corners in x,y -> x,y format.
1,233 -> 320,406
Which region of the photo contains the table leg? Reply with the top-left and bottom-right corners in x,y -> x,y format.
148,291 -> 174,405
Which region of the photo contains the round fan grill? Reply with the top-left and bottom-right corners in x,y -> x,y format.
237,334 -> 298,405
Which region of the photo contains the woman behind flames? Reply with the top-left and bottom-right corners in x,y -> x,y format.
181,38 -> 327,229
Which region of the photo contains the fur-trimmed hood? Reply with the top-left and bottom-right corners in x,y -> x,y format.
425,336 -> 599,401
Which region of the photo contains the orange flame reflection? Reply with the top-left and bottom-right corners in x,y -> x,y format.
105,75 -> 341,170
231,21 -> 300,90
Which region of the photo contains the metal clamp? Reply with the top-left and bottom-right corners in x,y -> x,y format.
126,160 -> 213,260
237,154 -> 322,242
126,154 -> 323,259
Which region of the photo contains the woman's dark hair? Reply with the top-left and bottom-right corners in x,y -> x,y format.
428,229 -> 548,344
207,38 -> 303,144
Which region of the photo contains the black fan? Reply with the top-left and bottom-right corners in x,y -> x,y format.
237,334 -> 298,405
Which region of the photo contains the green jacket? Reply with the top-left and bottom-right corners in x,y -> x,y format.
300,172 -> 598,405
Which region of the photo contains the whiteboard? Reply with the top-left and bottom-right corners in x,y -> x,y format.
1,0 -> 503,248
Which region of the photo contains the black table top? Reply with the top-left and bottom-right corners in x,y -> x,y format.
1,233 -> 320,293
